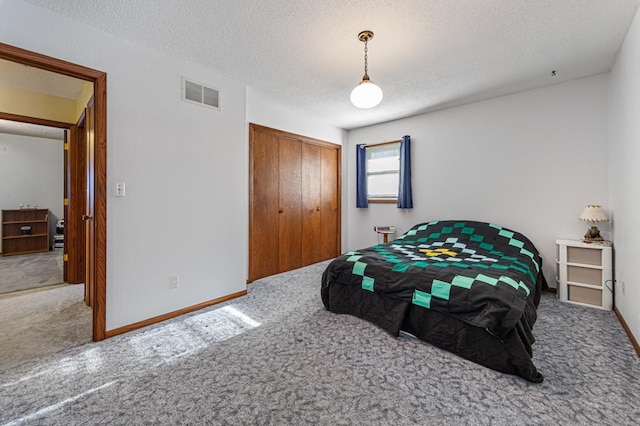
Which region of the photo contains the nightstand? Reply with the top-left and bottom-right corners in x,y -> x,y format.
556,239 -> 612,310
374,226 -> 396,243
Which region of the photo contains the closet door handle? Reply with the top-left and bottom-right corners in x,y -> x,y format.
278,209 -> 284,214
82,214 -> 93,221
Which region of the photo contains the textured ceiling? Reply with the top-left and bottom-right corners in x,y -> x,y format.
0,58 -> 86,99
16,0 -> 640,129
0,120 -> 64,140
0,58 -> 84,139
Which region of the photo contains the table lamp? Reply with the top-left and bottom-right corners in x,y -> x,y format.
579,205 -> 609,242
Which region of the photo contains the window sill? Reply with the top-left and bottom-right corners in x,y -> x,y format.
368,198 -> 397,204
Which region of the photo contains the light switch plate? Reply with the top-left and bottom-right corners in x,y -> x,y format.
114,182 -> 126,197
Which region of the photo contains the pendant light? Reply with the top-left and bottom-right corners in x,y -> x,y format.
350,30 -> 383,109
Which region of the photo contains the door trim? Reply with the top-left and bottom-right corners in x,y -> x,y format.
0,112 -> 72,129
0,42 -> 108,341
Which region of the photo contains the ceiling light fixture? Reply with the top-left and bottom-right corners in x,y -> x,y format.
350,30 -> 383,109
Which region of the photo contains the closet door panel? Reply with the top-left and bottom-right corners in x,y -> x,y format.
249,131 -> 280,281
249,124 -> 340,281
301,143 -> 322,265
320,146 -> 340,260
278,137 -> 302,272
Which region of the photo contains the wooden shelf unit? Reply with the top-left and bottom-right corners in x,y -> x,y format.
1,209 -> 50,256
556,239 -> 612,310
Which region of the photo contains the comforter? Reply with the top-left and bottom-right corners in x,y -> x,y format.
321,220 -> 544,382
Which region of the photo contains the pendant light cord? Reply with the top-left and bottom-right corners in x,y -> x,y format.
363,38 -> 369,80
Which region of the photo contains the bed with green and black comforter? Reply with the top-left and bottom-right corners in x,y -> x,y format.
321,220 -> 545,382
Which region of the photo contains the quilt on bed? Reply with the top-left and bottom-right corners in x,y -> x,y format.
321,220 -> 544,381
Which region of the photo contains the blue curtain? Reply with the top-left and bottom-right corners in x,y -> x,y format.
356,144 -> 368,208
397,135 -> 413,209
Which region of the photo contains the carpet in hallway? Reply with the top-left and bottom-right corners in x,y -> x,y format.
0,251 -> 64,294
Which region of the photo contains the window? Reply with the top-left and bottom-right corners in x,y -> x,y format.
366,141 -> 400,202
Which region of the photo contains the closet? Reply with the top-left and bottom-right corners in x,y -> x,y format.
249,124 -> 341,282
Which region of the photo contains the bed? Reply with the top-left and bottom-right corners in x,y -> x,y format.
321,220 -> 545,382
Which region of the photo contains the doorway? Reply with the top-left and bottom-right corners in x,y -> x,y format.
0,42 -> 107,341
0,119 -> 68,294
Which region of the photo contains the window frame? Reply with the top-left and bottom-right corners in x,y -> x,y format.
365,140 -> 401,204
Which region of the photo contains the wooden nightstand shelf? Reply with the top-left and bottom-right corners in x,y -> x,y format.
556,239 -> 612,310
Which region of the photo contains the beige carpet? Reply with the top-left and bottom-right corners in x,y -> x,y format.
0,284 -> 92,370
0,251 -> 64,294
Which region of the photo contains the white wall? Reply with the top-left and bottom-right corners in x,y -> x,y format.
0,133 -> 64,246
346,74 -> 610,286
0,0 -> 348,332
0,0 -> 246,330
609,8 -> 640,342
1,0 -> 630,339
247,87 -> 345,145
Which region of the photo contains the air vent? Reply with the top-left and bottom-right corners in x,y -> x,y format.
182,78 -> 220,110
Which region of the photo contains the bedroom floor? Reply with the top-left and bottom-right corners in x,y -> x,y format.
1,261 -> 638,425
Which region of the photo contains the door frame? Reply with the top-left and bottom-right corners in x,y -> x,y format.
0,42 -> 108,341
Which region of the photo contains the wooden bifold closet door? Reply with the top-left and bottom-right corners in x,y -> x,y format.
249,124 -> 341,282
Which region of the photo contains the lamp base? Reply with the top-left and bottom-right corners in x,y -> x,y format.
583,237 -> 605,243
583,225 -> 603,243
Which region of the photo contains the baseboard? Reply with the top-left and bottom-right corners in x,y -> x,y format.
614,306 -> 640,358
104,289 -> 248,339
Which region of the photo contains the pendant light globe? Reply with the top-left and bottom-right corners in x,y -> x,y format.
351,30 -> 383,109
351,78 -> 383,108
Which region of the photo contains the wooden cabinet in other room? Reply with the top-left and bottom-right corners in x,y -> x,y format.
249,124 -> 341,282
2,209 -> 50,256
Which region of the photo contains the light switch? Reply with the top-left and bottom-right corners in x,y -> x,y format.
114,182 -> 126,197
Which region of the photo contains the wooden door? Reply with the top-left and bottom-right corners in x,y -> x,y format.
301,143 -> 322,265
278,137 -> 302,272
320,146 -> 340,259
63,130 -> 69,282
84,101 -> 96,307
64,117 -> 87,284
249,129 -> 280,281
248,124 -> 341,282
73,115 -> 87,284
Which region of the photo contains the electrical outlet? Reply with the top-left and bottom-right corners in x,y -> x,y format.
169,275 -> 180,289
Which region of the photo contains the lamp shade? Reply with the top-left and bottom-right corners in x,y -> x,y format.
350,79 -> 383,109
579,205 -> 609,223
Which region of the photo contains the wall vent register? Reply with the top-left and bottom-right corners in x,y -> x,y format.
182,77 -> 220,110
